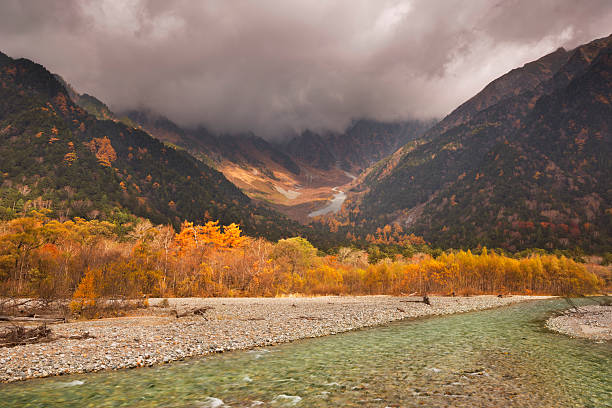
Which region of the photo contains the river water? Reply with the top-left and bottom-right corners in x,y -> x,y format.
2,298 -> 611,407
308,187 -> 347,217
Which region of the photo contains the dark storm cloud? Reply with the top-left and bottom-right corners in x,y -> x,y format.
0,0 -> 610,137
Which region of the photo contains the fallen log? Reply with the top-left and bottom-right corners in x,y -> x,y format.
0,315 -> 65,323
399,295 -> 432,306
63,331 -> 94,340
0,324 -> 52,348
295,315 -> 324,320
173,306 -> 214,318
193,307 -> 212,316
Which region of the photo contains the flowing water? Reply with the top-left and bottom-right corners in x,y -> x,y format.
1,298 -> 611,407
308,187 -> 347,217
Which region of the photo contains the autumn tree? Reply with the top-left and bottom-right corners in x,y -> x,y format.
85,136 -> 117,167
270,237 -> 318,290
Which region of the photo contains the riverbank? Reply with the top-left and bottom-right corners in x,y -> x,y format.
546,305 -> 612,341
0,295 -> 547,382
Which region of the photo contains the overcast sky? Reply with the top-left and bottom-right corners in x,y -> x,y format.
1,0 -> 611,137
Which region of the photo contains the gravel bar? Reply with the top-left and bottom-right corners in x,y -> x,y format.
546,305 -> 612,341
0,295 -> 546,382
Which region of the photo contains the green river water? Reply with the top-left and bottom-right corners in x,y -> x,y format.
1,298 -> 610,407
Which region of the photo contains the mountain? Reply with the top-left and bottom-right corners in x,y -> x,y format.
123,107 -> 430,222
345,35 -> 612,252
119,110 -> 324,222
0,51 -> 300,239
284,119 -> 432,173
283,130 -> 337,171
54,74 -> 136,126
359,46 -> 574,187
428,47 -> 571,138
123,110 -> 301,175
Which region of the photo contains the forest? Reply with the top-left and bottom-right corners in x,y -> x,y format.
0,212 -> 603,318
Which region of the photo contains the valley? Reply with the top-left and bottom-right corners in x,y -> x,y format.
220,160 -> 354,222
120,110 -> 429,224
1,4 -> 611,407
2,34 -> 611,251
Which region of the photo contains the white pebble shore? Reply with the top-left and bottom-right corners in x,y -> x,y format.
546,305 -> 612,341
0,295 -> 547,383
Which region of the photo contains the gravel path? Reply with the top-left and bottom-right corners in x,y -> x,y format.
0,295 -> 545,382
546,305 -> 612,341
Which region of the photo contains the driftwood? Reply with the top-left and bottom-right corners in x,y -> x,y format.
400,295 -> 432,306
173,306 -> 213,318
564,297 -> 580,312
193,307 -> 211,316
0,315 -> 66,323
0,324 -> 52,348
63,331 -> 94,340
295,315 -> 324,321
0,324 -> 94,348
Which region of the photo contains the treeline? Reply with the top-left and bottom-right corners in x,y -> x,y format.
1,214 -> 603,312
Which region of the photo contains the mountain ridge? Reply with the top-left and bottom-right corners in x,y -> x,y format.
342,34 -> 612,251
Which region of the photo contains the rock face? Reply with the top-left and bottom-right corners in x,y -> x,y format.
0,295 -> 539,382
547,305 -> 612,341
282,120 -> 431,173
347,34 -> 612,252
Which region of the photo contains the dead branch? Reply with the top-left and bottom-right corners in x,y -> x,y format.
400,295 -> 432,306
173,306 -> 214,318
295,315 -> 324,320
0,324 -> 52,348
63,331 -> 94,340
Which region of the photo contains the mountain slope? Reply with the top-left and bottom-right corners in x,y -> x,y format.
0,51 -> 298,239
430,47 -> 570,137
346,35 -> 612,251
360,47 -> 573,188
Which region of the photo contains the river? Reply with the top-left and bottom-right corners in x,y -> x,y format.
2,298 -> 611,407
308,187 -> 347,217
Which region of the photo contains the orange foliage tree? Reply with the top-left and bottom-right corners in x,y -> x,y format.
85,136 -> 117,167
